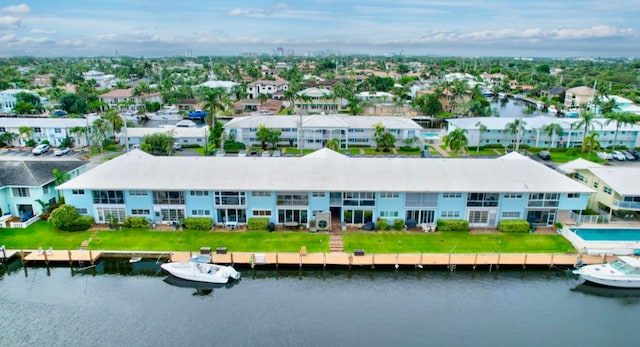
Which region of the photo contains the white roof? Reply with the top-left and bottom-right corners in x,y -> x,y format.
119,127 -> 206,138
588,167 -> 640,195
298,87 -> 331,97
556,158 -> 603,175
448,116 -> 640,132
58,149 -> 594,194
199,80 -> 238,89
224,115 -> 422,130
0,117 -> 88,128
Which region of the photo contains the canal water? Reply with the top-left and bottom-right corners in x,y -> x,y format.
1,259 -> 638,347
490,97 -> 546,118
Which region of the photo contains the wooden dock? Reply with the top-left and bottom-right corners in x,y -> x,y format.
21,249 -> 102,264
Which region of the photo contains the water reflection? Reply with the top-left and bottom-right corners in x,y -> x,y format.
163,275 -> 239,296
572,283 -> 640,304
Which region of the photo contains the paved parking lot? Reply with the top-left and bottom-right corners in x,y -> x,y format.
0,148 -> 87,160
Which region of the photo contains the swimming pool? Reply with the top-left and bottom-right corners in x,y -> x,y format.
571,228 -> 640,241
422,133 -> 440,138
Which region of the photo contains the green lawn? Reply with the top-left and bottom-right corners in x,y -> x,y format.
0,221 -> 91,250
548,151 -> 605,163
343,232 -> 574,254
90,229 -> 329,253
464,149 -> 503,156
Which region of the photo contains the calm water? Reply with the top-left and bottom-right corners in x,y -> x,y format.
491,97 -> 546,118
572,227 -> 640,241
1,259 -> 639,347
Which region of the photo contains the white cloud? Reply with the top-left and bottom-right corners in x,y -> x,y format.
0,15 -> 21,29
229,3 -> 290,17
30,28 -> 57,35
0,4 -> 30,16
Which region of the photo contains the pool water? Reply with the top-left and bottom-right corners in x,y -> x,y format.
571,228 -> 640,241
422,133 -> 440,138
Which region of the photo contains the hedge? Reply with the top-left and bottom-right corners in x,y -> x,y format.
184,217 -> 213,230
393,218 -> 404,230
223,141 -> 246,153
497,220 -> 530,233
376,218 -> 390,231
122,216 -> 149,228
399,146 -> 420,152
436,219 -> 469,232
247,217 -> 270,230
59,216 -> 94,231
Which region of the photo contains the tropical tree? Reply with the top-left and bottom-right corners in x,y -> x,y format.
326,138 -> 341,151
52,168 -> 71,198
412,93 -> 442,116
141,132 -> 175,155
475,121 -> 487,152
504,118 -> 527,151
345,97 -> 363,115
256,125 -> 272,150
571,111 -> 601,153
373,123 -> 386,152
543,123 -> 565,150
442,128 -> 468,156
604,111 -> 639,152
91,118 -> 110,153
582,132 -> 600,160
103,109 -> 123,134
0,131 -> 18,147
267,128 -> 281,150
70,126 -> 89,149
600,97 -> 618,115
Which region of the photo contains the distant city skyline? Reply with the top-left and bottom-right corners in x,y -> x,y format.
1,1 -> 639,58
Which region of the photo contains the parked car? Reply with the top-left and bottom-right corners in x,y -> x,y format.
215,149 -> 225,157
627,149 -> 640,159
54,147 -> 70,156
597,152 -> 613,160
612,151 -> 627,161
249,149 -> 259,157
261,150 -> 271,157
271,149 -> 281,157
172,142 -> 182,151
32,144 -> 50,155
623,151 -> 636,160
537,150 -> 551,160
238,150 -> 247,157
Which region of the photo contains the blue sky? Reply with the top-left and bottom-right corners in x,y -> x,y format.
1,1 -> 638,57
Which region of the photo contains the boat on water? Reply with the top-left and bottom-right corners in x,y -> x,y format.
573,256 -> 640,288
175,119 -> 197,128
147,105 -> 182,121
161,261 -> 240,284
187,109 -> 208,121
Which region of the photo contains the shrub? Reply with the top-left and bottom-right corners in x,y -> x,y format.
376,218 -> 390,231
247,217 -> 270,230
484,143 -> 504,149
223,141 -> 246,153
399,146 -> 420,152
583,208 -> 599,215
181,143 -> 201,149
49,204 -> 80,229
184,217 -> 213,230
122,216 -> 149,228
393,218 -> 404,230
436,219 -> 469,232
59,215 -> 94,231
497,220 -> 530,233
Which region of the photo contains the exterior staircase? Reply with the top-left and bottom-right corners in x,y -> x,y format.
329,232 -> 344,253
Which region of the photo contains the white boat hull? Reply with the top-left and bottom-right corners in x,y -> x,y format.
573,259 -> 640,288
147,113 -> 183,121
161,262 -> 240,284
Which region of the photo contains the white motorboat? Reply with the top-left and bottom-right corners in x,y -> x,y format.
147,105 -> 182,121
161,261 -> 240,284
573,256 -> 640,288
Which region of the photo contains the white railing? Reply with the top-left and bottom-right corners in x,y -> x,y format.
569,211 -> 609,224
10,215 -> 41,229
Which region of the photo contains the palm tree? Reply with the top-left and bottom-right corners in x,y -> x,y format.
475,121 -> 487,152
52,168 -> 71,198
103,109 -> 123,134
91,118 -> 110,153
70,126 -> 89,148
504,118 -> 527,151
18,126 -> 34,146
582,132 -> 600,161
571,111 -> 602,153
0,131 -> 18,147
543,123 -> 565,150
326,138 -> 340,151
443,128 -> 468,156
201,87 -> 229,124
604,112 -> 638,152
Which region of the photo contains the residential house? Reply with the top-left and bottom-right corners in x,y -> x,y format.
295,87 -> 340,114
32,74 -> 55,88
99,88 -> 163,113
564,86 -> 596,108
0,160 -> 88,227
82,70 -> 116,89
57,150 -> 591,227
447,116 -> 640,149
199,80 -> 239,95
246,80 -> 289,99
0,117 -> 91,147
0,89 -> 42,114
225,115 -> 423,149
119,127 -> 207,150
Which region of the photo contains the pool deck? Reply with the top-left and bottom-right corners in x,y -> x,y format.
560,226 -> 640,256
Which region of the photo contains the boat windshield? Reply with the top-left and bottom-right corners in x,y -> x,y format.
611,259 -> 640,275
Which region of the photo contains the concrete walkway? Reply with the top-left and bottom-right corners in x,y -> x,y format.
429,142 -> 450,157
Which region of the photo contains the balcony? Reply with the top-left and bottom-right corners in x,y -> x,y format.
614,199 -> 640,210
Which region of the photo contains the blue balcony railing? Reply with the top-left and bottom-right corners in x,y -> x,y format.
614,200 -> 640,210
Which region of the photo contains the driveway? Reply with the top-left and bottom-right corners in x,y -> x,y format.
0,148 -> 86,161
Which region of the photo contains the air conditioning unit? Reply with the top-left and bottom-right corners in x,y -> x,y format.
316,211 -> 331,231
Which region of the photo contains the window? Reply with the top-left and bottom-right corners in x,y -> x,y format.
153,191 -> 185,205
76,208 -> 88,215
468,210 -> 489,224
43,185 -> 50,194
160,208 -> 185,222
603,187 -> 612,195
12,188 -> 30,197
215,191 -> 246,206
252,191 -> 271,197
0,127 -> 5,132
93,190 -> 125,204
380,192 -> 399,199
527,193 -> 559,207
380,211 -> 399,218
276,193 -> 308,206
501,211 -> 520,219
96,207 -> 126,223
467,193 -> 499,207
443,192 -> 462,198
129,190 -> 148,196
593,182 -> 599,189
252,209 -> 272,217
131,209 -> 150,215
574,173 -> 587,183
190,190 -> 209,197
440,211 -> 460,219
312,192 -> 326,198
277,208 -> 308,224
504,193 -> 522,199
405,193 -> 438,207
191,209 -> 211,216
343,209 -> 373,224
567,193 -> 581,199
72,189 -> 85,195
54,128 -> 62,133
34,127 -> 42,133
343,192 -> 375,206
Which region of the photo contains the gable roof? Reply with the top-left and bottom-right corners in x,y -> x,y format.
57,150 -> 592,194
588,167 -> 640,195
556,158 -> 603,175
0,160 -> 88,187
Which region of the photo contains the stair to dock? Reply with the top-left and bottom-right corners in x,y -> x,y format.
329,232 -> 344,253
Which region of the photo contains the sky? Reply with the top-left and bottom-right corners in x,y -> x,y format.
0,1 -> 639,58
